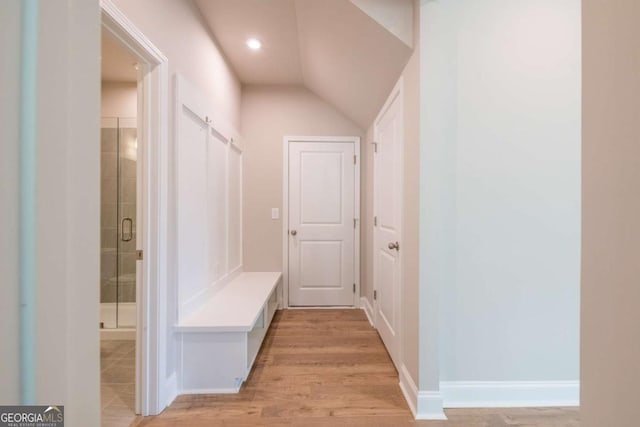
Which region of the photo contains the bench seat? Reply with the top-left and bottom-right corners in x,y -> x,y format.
175,272 -> 282,394
177,272 -> 282,333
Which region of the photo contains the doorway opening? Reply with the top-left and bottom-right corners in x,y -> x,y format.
100,0 -> 169,418
100,28 -> 140,426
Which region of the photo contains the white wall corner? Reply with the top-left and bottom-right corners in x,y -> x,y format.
440,381 -> 580,408
360,297 -> 374,326
165,372 -> 178,409
399,365 -> 447,420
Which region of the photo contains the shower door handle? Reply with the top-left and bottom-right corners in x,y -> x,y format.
121,217 -> 133,242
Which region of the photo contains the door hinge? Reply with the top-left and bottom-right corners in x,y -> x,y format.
372,141 -> 378,153
136,249 -> 143,261
354,154 -> 357,165
354,218 -> 357,229
374,290 -> 377,300
353,283 -> 356,293
374,216 -> 378,226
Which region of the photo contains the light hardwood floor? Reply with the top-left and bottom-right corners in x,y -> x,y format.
132,309 -> 579,426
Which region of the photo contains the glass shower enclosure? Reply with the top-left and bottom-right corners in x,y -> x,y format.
101,117 -> 137,330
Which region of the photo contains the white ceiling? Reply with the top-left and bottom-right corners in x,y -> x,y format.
195,0 -> 414,128
101,29 -> 138,83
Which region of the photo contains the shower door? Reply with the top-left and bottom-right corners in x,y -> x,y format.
101,117 -> 137,329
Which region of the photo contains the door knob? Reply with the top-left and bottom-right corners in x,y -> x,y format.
388,241 -> 399,251
290,230 -> 297,236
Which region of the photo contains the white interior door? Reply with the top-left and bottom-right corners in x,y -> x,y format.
288,141 -> 357,306
374,90 -> 403,368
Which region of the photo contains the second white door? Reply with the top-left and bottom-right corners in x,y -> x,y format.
374,87 -> 403,369
288,140 -> 358,306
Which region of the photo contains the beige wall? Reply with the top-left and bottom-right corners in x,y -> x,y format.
240,85 -> 364,272
582,1 -> 640,426
101,82 -> 137,118
112,0 -> 241,128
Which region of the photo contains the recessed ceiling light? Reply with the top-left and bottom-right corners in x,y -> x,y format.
246,38 -> 262,50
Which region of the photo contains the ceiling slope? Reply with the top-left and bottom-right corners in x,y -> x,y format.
295,0 -> 412,127
195,0 -> 303,85
195,0 -> 413,128
350,0 -> 414,48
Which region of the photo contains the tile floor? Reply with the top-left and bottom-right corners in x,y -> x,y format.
101,340 -> 136,427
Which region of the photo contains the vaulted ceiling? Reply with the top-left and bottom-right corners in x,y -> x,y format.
195,0 -> 414,129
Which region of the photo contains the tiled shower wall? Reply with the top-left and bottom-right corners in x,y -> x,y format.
100,123 -> 137,305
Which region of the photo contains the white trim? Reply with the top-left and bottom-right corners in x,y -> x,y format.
165,373 -> 178,408
282,136 -> 361,309
360,297 -> 374,327
180,387 -> 240,395
399,364 -> 418,417
440,381 -> 580,408
281,140 -> 289,309
353,138 -> 361,308
101,0 -> 169,416
417,391 -> 447,420
399,365 -> 447,420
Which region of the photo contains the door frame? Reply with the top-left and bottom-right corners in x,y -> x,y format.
282,136 -> 361,308
101,0 -> 169,416
372,77 -> 404,368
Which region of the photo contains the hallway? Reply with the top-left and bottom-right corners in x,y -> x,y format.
134,310 -> 579,426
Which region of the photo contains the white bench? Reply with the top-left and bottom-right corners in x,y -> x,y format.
175,272 -> 282,393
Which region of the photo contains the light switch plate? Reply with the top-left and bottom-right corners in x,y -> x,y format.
271,208 -> 280,220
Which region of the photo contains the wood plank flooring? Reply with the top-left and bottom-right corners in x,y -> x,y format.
133,309 -> 579,427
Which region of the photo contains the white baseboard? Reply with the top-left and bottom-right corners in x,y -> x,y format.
165,372 -> 178,409
399,364 -> 447,420
399,365 -> 418,417
180,387 -> 240,395
440,381 -> 580,408
417,391 -> 447,420
360,297 -> 374,326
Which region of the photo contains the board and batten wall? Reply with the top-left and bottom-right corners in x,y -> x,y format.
419,0 -> 581,412
110,0 -> 242,407
582,1 -> 640,426
240,85 -> 364,273
175,74 -> 243,318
